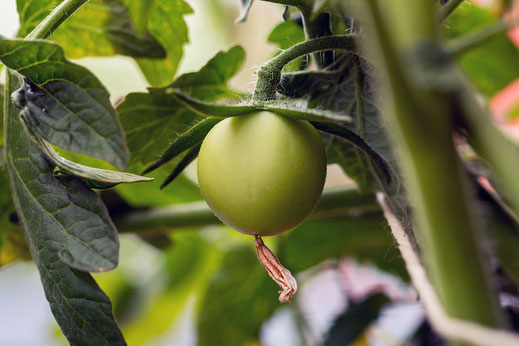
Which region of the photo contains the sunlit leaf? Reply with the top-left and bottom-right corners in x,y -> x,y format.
135,0 -> 193,85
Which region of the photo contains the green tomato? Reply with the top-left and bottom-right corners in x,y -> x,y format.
197,111 -> 326,236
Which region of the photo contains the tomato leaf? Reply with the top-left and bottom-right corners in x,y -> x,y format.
198,246 -> 280,346
160,143 -> 200,189
3,72 -> 125,344
135,0 -> 193,85
51,0 -> 166,59
143,117 -> 221,175
0,38 -> 129,170
323,293 -> 390,346
118,46 -> 245,165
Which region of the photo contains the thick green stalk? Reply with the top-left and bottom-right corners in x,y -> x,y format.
26,0 -> 89,40
253,35 -> 356,101
349,0 -> 504,330
114,186 -> 377,232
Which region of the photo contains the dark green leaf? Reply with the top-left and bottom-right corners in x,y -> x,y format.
443,2 -> 519,96
161,143 -> 200,189
119,46 -> 245,165
51,0 -> 166,59
0,83 -> 4,146
279,213 -> 407,279
27,129 -> 152,184
198,246 -> 280,346
3,72 -> 125,345
143,117 -> 220,175
326,137 -> 374,193
323,293 -> 390,346
0,38 -> 129,169
135,0 -> 193,85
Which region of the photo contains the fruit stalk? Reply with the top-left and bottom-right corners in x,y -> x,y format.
253,35 -> 357,101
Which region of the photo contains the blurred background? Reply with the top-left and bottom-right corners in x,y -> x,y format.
1,0 -> 518,345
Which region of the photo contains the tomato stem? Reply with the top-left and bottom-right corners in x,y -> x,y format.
26,0 -> 90,40
436,0 -> 465,23
253,35 -> 357,102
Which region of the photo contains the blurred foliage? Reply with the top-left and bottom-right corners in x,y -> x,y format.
443,1 -> 519,96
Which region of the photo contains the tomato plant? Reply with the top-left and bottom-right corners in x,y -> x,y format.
1,0 -> 519,345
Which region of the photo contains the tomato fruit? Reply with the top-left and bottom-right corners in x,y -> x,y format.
197,111 -> 326,236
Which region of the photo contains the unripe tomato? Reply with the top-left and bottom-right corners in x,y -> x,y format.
197,111 -> 326,236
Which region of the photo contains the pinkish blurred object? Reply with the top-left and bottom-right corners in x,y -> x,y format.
338,258 -> 417,303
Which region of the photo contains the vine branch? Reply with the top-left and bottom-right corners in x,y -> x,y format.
26,0 -> 89,40
253,35 -> 357,101
446,18 -> 513,55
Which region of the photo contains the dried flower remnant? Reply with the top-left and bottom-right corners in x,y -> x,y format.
254,236 -> 297,303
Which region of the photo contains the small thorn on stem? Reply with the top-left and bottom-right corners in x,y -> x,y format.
254,236 -> 297,303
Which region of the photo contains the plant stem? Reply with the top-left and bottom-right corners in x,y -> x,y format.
446,19 -> 509,55
436,0 -> 465,23
26,0 -> 89,40
348,0 -> 505,330
253,35 -> 356,101
114,186 -> 377,232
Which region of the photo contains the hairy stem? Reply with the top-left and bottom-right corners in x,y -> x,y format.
436,0 -> 465,23
26,0 -> 89,40
348,0 -> 505,332
253,35 -> 356,101
114,186 -> 378,232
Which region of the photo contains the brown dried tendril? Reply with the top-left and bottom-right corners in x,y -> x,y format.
254,235 -> 297,303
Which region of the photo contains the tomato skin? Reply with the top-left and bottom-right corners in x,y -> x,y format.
197,111 -> 326,236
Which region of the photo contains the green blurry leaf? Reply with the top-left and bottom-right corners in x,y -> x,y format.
323,293 -> 390,346
120,0 -> 154,34
119,46 -> 245,165
0,170 -> 30,266
268,21 -> 305,72
124,233 -> 220,345
135,0 -> 193,85
507,103 -> 519,120
443,2 -> 519,96
0,84 -> 4,146
172,45 -> 245,100
280,213 -> 407,279
0,38 -> 129,170
115,161 -> 202,207
3,72 -> 125,345
51,0 -> 166,59
16,0 -> 58,37
198,246 -> 280,346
